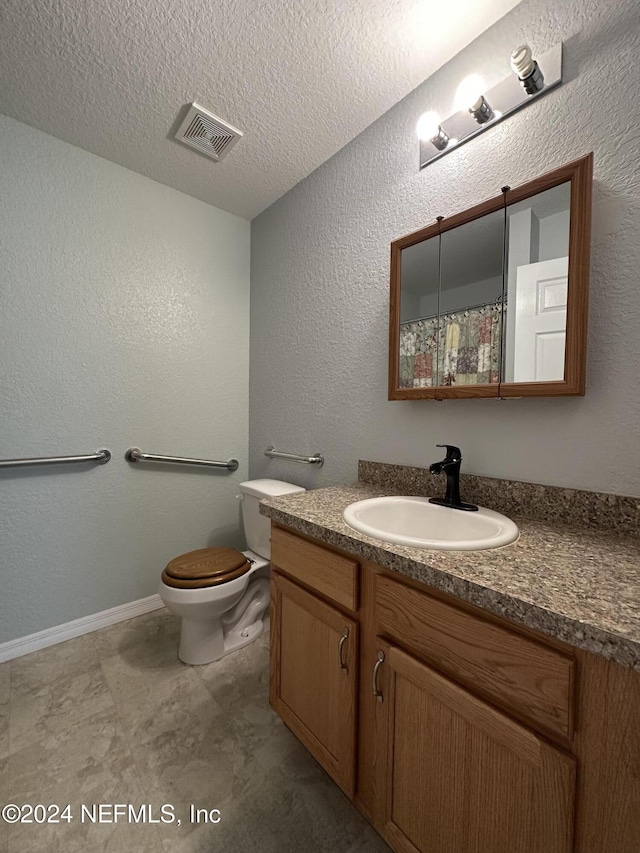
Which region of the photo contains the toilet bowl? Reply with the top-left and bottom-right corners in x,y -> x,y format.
159,479 -> 305,665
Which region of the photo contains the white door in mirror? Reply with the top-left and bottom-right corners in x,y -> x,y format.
342,496 -> 519,551
513,256 -> 568,382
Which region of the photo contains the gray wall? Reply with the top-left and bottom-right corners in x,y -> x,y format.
538,210 -> 570,262
250,0 -> 640,497
0,116 -> 250,644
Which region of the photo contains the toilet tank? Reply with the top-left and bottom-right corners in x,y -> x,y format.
239,479 -> 306,559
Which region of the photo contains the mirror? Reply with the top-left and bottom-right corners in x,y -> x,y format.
398,235 -> 440,388
504,182 -> 570,384
439,208 -> 504,388
389,154 -> 592,400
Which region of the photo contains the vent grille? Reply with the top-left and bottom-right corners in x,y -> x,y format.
175,103 -> 243,161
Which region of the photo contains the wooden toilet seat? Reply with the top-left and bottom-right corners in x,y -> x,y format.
161,547 -> 251,589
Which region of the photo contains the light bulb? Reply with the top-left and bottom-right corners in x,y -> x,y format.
454,74 -> 486,113
416,111 -> 442,142
511,44 -> 534,78
416,111 -> 450,151
511,43 -> 544,94
455,74 -> 495,124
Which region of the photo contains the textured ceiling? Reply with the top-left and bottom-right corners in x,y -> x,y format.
0,0 -> 522,219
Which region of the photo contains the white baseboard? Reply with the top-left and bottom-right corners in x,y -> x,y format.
0,594 -> 165,663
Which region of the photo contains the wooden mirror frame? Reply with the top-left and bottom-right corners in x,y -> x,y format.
388,153 -> 593,400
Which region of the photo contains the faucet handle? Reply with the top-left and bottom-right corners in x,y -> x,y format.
436,444 -> 462,461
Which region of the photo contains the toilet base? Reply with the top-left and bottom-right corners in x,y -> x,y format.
176,576 -> 270,666
178,617 -> 265,665
220,617 -> 265,658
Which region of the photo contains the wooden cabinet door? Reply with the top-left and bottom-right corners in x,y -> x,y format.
270,571 -> 358,797
377,642 -> 576,853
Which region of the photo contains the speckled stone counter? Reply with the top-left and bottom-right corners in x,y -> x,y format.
260,476 -> 640,671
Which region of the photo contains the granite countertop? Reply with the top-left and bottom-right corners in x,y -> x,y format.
260,482 -> 640,670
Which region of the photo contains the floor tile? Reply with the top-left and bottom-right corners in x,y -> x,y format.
92,608 -> 180,660
2,707 -> 137,802
8,819 -> 163,853
99,626 -> 189,704
10,635 -> 100,698
161,762 -> 390,853
345,835 -> 393,853
196,626 -> 270,713
9,666 -> 114,754
196,630 -> 305,774
226,679 -> 305,774
5,775 -> 164,853
112,669 -> 223,784
119,672 -> 259,808
108,666 -> 202,734
2,703 -> 160,852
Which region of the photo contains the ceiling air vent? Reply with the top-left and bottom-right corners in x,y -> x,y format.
175,103 -> 243,161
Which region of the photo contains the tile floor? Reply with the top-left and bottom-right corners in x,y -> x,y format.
0,609 -> 390,852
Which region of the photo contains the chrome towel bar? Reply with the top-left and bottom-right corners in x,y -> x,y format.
264,446 -> 324,467
0,449 -> 111,469
126,448 -> 239,471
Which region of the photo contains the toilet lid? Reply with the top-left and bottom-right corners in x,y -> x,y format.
162,547 -> 251,589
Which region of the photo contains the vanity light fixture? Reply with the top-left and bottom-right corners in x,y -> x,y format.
418,42 -> 563,169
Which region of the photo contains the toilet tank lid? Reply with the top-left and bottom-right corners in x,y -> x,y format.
239,479 -> 306,499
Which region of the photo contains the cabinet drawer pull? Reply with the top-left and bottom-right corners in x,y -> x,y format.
372,651 -> 385,702
338,628 -> 349,670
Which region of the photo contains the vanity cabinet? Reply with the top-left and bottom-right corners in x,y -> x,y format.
269,523 -> 640,853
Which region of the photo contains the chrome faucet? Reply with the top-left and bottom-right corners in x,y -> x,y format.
429,445 -> 478,512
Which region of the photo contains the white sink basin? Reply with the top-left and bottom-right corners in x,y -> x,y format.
342,496 -> 519,551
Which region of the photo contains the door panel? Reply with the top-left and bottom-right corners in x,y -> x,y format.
270,572 -> 358,796
513,256 -> 568,382
379,642 -> 575,853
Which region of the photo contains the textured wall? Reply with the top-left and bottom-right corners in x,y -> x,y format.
250,0 -> 640,497
0,116 -> 250,644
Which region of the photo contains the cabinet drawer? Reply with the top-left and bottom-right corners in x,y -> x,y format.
271,526 -> 358,612
376,573 -> 574,739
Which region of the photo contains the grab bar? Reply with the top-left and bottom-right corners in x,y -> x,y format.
0,449 -> 111,469
264,446 -> 324,467
126,448 -> 239,471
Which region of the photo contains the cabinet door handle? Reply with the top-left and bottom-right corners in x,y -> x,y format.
372,651 -> 385,702
338,628 -> 349,670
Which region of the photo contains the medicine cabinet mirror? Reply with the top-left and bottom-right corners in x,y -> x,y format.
389,153 -> 593,400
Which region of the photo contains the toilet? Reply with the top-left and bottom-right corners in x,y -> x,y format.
159,479 -> 305,665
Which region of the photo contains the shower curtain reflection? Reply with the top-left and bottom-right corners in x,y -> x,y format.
399,302 -> 503,389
